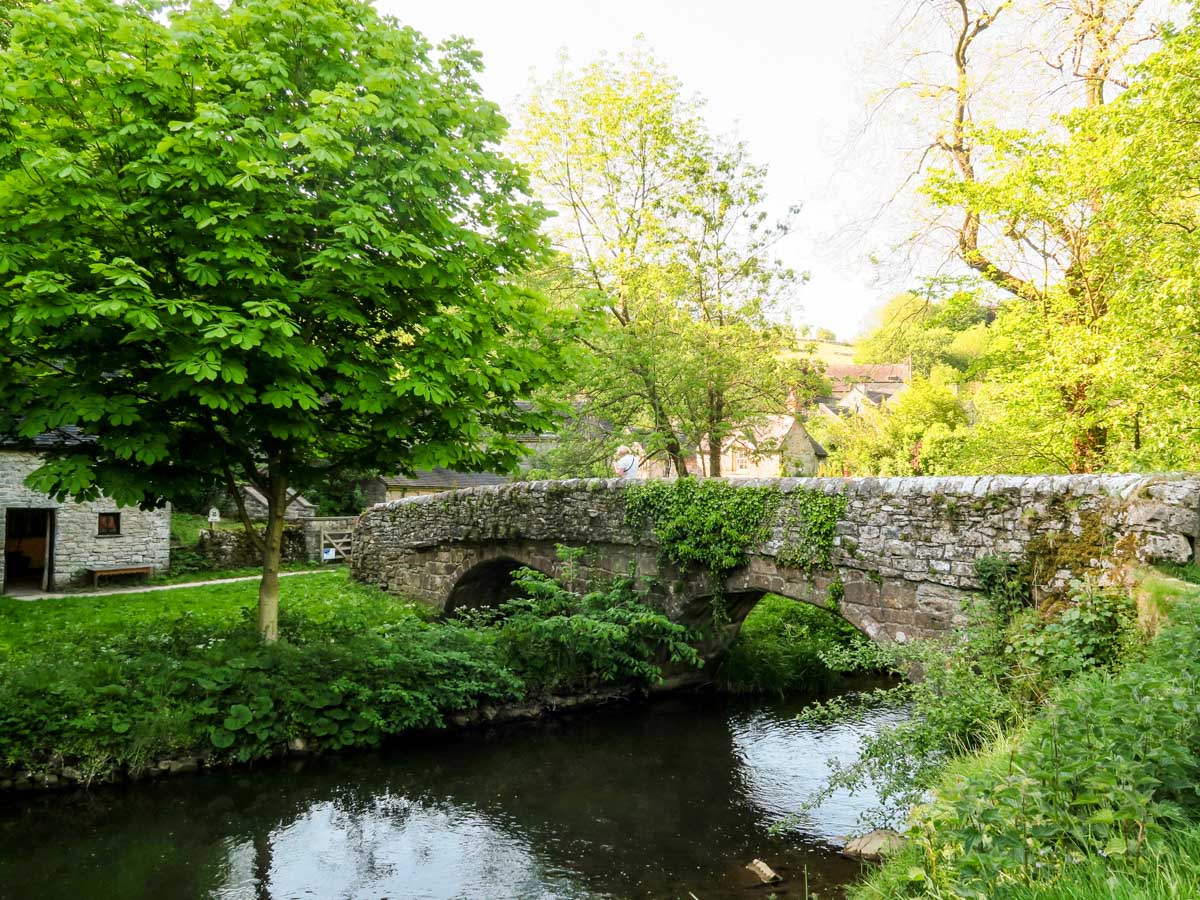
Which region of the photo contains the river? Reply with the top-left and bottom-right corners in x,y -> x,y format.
0,682 -> 904,899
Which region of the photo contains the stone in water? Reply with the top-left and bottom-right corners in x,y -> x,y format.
745,858 -> 782,884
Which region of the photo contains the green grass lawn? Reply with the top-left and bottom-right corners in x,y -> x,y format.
0,569 -> 427,656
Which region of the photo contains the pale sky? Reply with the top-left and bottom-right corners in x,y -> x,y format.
379,0 -> 901,340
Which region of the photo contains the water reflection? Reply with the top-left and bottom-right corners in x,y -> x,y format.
0,684 -> 902,900
732,701 -> 910,840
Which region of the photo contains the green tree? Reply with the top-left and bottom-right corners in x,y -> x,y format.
0,0 -> 568,639
855,282 -> 991,377
880,0 -> 1173,471
906,4 -> 1200,474
517,46 -> 823,478
813,369 -> 970,476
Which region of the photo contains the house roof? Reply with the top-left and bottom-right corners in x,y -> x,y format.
0,426 -> 93,450
241,484 -> 314,511
722,415 -> 828,459
822,363 -> 912,397
383,468 -> 511,491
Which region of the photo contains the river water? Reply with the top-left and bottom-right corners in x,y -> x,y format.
0,683 -> 904,900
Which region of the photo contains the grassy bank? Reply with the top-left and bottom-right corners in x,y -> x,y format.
0,568 -> 700,785
850,569 -> 1200,898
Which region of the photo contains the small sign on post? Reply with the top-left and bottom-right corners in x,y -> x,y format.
207,508 -> 221,530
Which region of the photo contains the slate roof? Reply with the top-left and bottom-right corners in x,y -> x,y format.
822,363 -> 912,398
383,468 -> 511,491
0,426 -> 93,449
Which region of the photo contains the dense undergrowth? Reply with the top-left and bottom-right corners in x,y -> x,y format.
717,593 -> 868,694
839,564 -> 1200,898
0,563 -> 699,784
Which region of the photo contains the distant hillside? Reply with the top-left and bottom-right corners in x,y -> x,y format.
810,340 -> 856,366
783,339 -> 857,367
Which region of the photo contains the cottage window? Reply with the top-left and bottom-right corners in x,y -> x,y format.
98,512 -> 121,536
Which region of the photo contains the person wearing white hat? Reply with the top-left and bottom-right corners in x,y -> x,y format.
613,445 -> 639,480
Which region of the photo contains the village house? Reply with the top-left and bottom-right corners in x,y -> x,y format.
639,415 -> 828,479
812,362 -> 912,418
219,484 -> 316,521
364,410 -> 562,502
363,468 -> 512,503
0,430 -> 170,594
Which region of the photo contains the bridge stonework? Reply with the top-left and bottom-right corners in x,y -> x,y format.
351,475 -> 1200,644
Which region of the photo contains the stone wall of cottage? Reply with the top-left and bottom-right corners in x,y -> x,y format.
0,452 -> 171,589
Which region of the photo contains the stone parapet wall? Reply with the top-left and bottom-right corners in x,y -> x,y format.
196,526 -> 308,569
0,452 -> 171,588
194,516 -> 360,568
352,475 -> 1199,644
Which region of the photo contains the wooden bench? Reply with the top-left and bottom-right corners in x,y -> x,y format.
87,565 -> 153,589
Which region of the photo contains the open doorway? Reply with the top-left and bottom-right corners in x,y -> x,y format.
4,508 -> 55,595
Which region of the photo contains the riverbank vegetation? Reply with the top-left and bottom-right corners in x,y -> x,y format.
0,568 -> 698,786
826,565 -> 1200,898
718,594 -> 868,695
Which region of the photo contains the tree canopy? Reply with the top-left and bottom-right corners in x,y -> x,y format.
516,46 -> 824,477
824,0 -> 1198,477
0,0 -> 569,637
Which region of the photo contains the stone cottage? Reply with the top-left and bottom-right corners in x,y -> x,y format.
0,432 -> 170,594
640,416 -> 828,478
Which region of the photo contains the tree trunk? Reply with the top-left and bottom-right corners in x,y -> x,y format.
707,387 -> 724,478
1063,380 -> 1107,474
647,393 -> 689,477
669,442 -> 690,478
708,440 -> 721,478
257,473 -> 287,643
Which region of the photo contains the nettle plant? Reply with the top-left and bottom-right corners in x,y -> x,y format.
792,556 -> 1144,826
478,549 -> 702,694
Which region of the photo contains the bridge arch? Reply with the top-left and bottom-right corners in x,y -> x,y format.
694,568 -> 879,649
445,556 -> 532,616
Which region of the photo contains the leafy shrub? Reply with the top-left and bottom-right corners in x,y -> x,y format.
717,594 -> 868,695
0,566 -> 702,780
1006,579 -> 1136,695
796,559 -> 1143,820
0,610 -> 522,775
882,602 -> 1200,896
474,560 -> 701,694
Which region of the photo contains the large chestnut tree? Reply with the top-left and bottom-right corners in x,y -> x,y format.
0,0 -> 568,638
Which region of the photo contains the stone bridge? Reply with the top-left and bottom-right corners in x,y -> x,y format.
351,475 -> 1199,645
